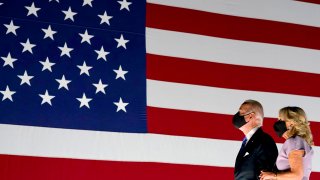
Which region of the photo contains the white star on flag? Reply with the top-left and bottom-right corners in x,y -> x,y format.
58,42 -> 73,58
117,0 -> 132,11
1,52 -> 17,68
113,97 -> 129,112
98,11 -> 112,25
39,90 -> 55,106
39,57 -> 55,72
83,0 -> 93,7
56,75 -> 71,90
62,7 -> 77,21
113,65 -> 128,80
114,34 -> 129,49
42,25 -> 57,40
77,61 -> 92,76
79,29 -> 94,44
76,93 -> 92,108
4,20 -> 20,36
93,79 -> 108,94
95,46 -> 109,61
25,2 -> 41,17
0,85 -> 16,102
18,70 -> 34,86
49,0 -> 59,2
20,38 -> 36,54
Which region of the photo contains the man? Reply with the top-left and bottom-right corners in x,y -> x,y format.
233,99 -> 278,180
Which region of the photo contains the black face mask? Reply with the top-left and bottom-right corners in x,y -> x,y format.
273,120 -> 287,137
232,112 -> 248,129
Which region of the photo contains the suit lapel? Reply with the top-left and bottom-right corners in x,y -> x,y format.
236,128 -> 262,161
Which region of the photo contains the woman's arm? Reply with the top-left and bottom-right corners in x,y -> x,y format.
259,150 -> 304,180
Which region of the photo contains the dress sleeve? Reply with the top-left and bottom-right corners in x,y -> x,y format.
285,137 -> 307,155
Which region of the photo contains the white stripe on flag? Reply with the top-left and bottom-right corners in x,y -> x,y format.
147,79 -> 320,122
146,28 -> 320,74
0,124 -> 319,171
0,124 -> 239,167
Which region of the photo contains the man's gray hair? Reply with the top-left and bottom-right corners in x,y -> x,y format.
242,99 -> 264,126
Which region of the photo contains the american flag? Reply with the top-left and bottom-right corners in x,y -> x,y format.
0,0 -> 319,179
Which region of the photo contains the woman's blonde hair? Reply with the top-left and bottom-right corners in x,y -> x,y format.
279,106 -> 314,146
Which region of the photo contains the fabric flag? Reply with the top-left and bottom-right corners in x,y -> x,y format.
0,0 -> 319,179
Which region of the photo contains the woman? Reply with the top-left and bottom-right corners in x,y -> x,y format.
260,106 -> 314,180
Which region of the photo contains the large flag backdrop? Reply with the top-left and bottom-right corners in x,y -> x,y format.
0,0 -> 319,179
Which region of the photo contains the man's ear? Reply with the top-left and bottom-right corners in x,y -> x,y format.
249,113 -> 255,120
245,114 -> 252,122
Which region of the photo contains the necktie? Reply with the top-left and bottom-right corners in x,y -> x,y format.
240,137 -> 247,151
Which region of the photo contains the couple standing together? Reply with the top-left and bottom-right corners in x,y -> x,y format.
233,100 -> 314,180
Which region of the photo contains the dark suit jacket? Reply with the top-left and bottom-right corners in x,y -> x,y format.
234,128 -> 278,180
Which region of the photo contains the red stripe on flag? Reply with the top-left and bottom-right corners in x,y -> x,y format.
0,154 -> 234,180
148,106 -> 243,141
295,0 -> 320,5
1,154 -> 320,179
146,3 -> 320,50
147,54 -> 320,98
147,106 -> 320,145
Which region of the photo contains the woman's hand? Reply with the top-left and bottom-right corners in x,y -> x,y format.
282,131 -> 289,139
259,171 -> 277,180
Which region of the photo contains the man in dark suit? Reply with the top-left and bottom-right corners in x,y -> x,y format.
233,99 -> 278,180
